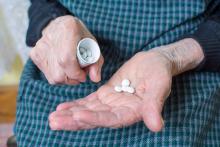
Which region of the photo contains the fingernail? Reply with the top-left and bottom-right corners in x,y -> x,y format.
90,67 -> 98,82
161,118 -> 164,126
96,67 -> 101,81
50,121 -> 60,130
78,72 -> 86,82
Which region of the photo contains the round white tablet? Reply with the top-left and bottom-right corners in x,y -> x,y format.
121,86 -> 128,92
125,86 -> 135,94
87,50 -> 92,57
114,86 -> 122,92
121,79 -> 130,87
79,47 -> 86,54
82,52 -> 88,59
87,57 -> 94,62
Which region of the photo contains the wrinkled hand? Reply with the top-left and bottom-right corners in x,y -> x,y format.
49,51 -> 172,132
49,39 -> 204,132
30,15 -> 104,85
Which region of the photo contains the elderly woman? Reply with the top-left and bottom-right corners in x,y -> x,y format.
15,0 -> 220,146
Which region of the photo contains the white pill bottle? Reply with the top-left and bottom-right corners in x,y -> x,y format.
76,38 -> 101,67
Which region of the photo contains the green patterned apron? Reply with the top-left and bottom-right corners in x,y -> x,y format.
15,0 -> 220,146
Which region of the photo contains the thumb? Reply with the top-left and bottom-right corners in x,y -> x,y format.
88,56 -> 104,82
141,92 -> 166,132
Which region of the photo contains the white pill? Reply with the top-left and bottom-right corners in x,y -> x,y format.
121,86 -> 128,92
124,86 -> 135,94
114,86 -> 122,92
121,79 -> 130,87
87,57 -> 94,62
82,52 -> 88,59
87,50 -> 92,57
79,47 -> 86,54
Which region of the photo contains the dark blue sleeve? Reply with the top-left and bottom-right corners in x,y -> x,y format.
188,0 -> 220,71
26,0 -> 70,47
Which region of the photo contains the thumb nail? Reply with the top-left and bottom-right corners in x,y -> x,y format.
97,66 -> 102,80
161,118 -> 164,126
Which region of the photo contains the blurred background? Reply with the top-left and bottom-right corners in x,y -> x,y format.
0,0 -> 30,146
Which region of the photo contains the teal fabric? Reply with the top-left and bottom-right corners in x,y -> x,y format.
15,0 -> 220,146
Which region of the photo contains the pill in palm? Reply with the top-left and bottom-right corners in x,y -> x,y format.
114,86 -> 122,92
125,86 -> 135,94
114,79 -> 135,94
120,86 -> 126,92
121,79 -> 130,87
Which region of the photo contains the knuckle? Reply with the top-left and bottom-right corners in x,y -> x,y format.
52,72 -> 64,83
70,18 -> 78,27
72,70 -> 81,78
58,54 -> 77,67
58,57 -> 69,67
64,17 -> 79,30
47,74 -> 57,85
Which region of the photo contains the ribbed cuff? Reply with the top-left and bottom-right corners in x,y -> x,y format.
184,20 -> 220,72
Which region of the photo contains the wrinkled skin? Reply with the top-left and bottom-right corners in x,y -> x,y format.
30,15 -> 104,85
30,15 -> 204,132
49,51 -> 172,132
48,37 -> 204,132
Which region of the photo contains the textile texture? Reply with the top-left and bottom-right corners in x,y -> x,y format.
15,0 -> 220,146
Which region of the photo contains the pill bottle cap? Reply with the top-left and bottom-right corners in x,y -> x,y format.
77,38 -> 101,67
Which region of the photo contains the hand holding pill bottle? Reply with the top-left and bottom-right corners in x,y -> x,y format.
30,15 -> 104,85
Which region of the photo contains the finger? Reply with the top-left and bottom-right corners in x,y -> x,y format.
57,100 -> 105,113
57,99 -> 111,113
41,64 -> 56,84
31,39 -> 67,84
48,58 -> 66,84
73,110 -> 121,128
84,66 -> 90,74
142,92 -> 165,132
56,101 -> 80,111
88,55 -> 104,83
71,99 -> 110,112
29,47 -> 56,84
49,110 -> 94,130
58,35 -> 87,83
49,110 -> 78,130
56,92 -> 98,111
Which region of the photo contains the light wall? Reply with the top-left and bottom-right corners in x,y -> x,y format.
0,0 -> 30,85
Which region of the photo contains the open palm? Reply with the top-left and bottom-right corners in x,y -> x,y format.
49,51 -> 172,132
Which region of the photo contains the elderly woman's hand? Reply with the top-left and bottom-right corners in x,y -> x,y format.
48,38 -> 204,132
29,15 -> 104,85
